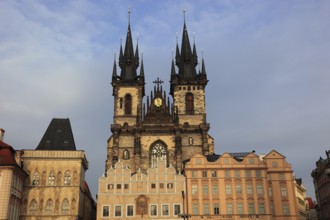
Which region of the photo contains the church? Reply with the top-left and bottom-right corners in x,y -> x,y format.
97,12 -> 214,220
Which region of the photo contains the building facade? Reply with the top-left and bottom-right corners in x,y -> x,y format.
294,178 -> 307,220
0,129 -> 27,220
20,118 -> 96,220
311,150 -> 330,220
97,13 -> 213,219
184,150 -> 299,220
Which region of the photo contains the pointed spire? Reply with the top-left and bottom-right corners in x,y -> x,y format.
119,9 -> 139,81
140,53 -> 144,77
201,51 -> 207,77
192,33 -> 198,66
119,36 -> 123,68
135,34 -> 139,67
171,58 -> 176,76
112,53 -> 117,82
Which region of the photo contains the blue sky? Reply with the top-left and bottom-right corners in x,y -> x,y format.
1,0 -> 330,200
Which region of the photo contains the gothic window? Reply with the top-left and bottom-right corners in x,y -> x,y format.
61,199 -> 70,214
48,171 -> 55,186
188,137 -> 194,145
125,94 -> 132,115
64,171 -> 71,186
123,149 -> 130,160
45,199 -> 53,214
150,142 -> 167,168
29,199 -> 37,214
32,171 -> 40,186
185,92 -> 194,114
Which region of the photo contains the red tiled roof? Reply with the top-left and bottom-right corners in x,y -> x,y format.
0,140 -> 17,166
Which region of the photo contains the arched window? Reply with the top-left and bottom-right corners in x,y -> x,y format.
125,94 -> 132,115
32,171 -> 40,186
123,149 -> 130,160
188,137 -> 194,145
186,93 -> 194,114
45,199 -> 53,214
150,142 -> 167,168
64,171 -> 71,186
61,198 -> 70,214
48,171 -> 56,186
29,199 -> 37,214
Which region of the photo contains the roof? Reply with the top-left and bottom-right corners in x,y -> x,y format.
205,154 -> 221,162
36,118 -> 76,150
0,140 -> 18,166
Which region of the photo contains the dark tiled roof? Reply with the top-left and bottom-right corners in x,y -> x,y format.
36,118 -> 76,151
0,140 -> 17,166
206,154 -> 221,162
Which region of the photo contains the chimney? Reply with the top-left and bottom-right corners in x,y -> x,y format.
0,128 -> 5,141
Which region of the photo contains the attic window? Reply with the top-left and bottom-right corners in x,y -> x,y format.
57,129 -> 62,133
64,140 -> 68,146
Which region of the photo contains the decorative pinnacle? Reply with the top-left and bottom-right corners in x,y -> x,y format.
153,77 -> 164,88
183,10 -> 186,24
128,6 -> 131,25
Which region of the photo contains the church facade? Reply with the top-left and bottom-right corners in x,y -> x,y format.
97,13 -> 214,220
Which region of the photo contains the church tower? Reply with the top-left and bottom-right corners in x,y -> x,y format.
105,12 -> 213,174
170,16 -> 212,157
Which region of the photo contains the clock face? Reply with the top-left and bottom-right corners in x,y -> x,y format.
154,98 -> 162,107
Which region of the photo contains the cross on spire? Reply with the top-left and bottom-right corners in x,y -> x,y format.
153,77 -> 164,88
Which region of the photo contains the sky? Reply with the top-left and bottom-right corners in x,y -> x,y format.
1,0 -> 329,201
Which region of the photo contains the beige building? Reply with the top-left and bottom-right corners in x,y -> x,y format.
98,160 -> 185,219
20,118 -> 95,220
184,150 -> 299,220
294,178 -> 307,220
0,129 -> 27,220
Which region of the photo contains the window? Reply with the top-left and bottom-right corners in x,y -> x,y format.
211,171 -> 217,177
223,158 -> 229,164
150,142 -> 167,168
192,203 -> 198,215
61,199 -> 69,214
48,172 -> 55,186
259,203 -> 265,214
225,170 -> 231,177
225,184 -> 232,194
202,184 -> 209,195
123,149 -> 130,160
237,203 -> 243,214
268,187 -> 273,197
203,203 -> 210,214
124,184 -> 129,189
227,203 -> 233,214
115,205 -> 122,217
234,170 -> 240,177
235,184 -> 242,194
191,171 -> 197,178
45,199 -> 53,214
167,183 -> 173,189
151,183 -> 156,189
127,205 -> 133,216
256,170 -> 261,177
283,204 -> 290,215
202,171 -> 207,177
29,200 -> 37,214
248,203 -> 254,215
32,171 -> 40,185
125,94 -> 132,115
279,173 -> 285,180
162,204 -> 169,216
150,205 -> 157,216
212,184 -> 219,195
64,171 -> 71,185
246,184 -> 253,195
192,185 -> 198,195
281,186 -> 288,196
214,203 -> 220,215
249,158 -> 255,164
174,204 -> 181,215
245,170 -> 251,177
188,137 -> 194,145
257,184 -> 263,195
117,184 -> 122,189
185,93 -> 194,114
272,161 -> 278,167
159,183 -> 164,189
108,184 -> 113,189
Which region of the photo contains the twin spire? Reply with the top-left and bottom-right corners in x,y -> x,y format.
112,11 -> 207,85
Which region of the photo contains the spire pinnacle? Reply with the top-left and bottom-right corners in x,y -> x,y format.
183,10 -> 186,24
128,6 -> 131,26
